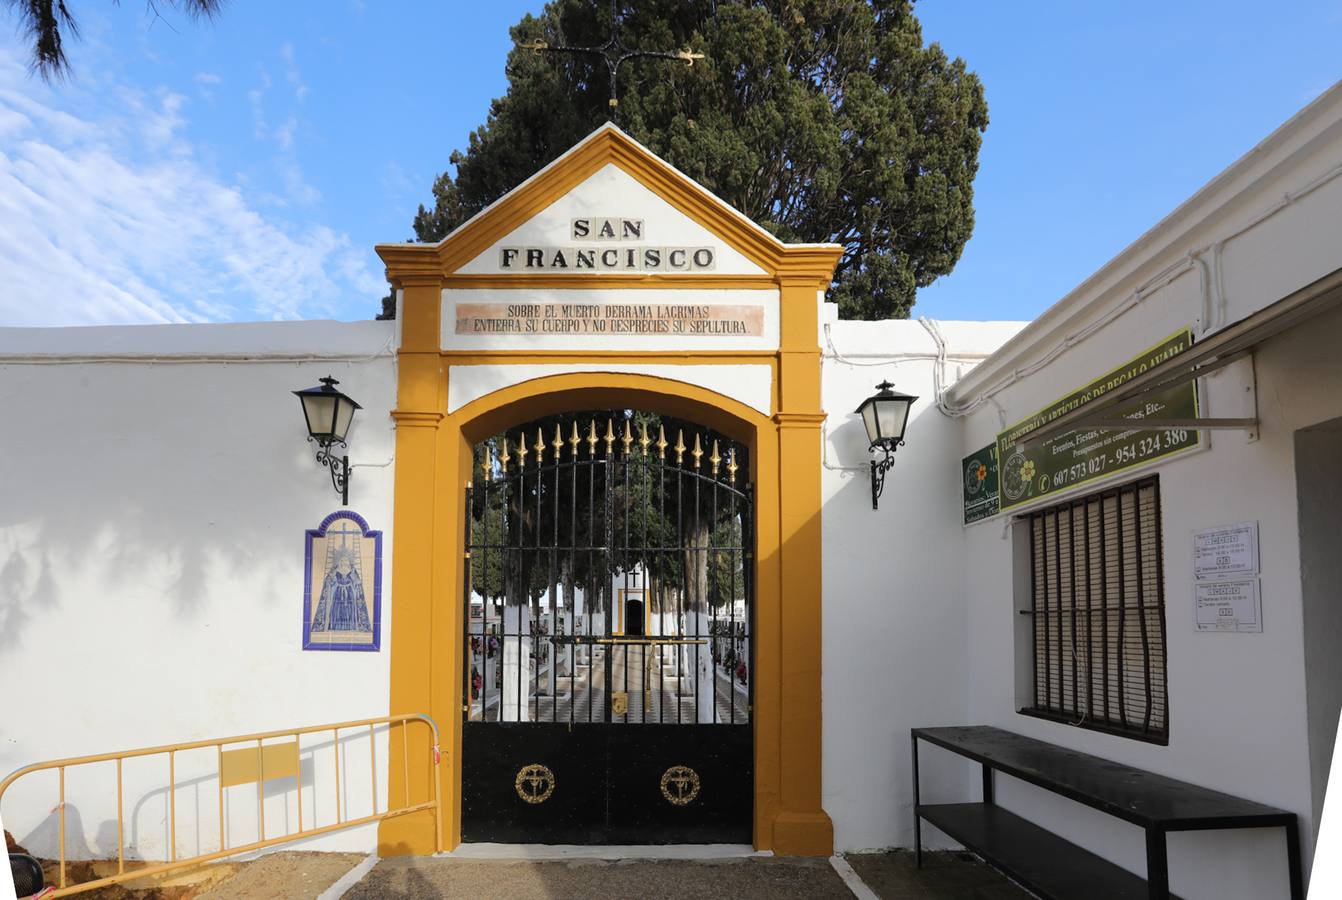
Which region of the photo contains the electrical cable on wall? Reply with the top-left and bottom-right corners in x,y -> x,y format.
930,160 -> 1342,420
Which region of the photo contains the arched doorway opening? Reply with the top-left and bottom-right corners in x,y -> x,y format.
461,407 -> 754,843
383,371 -> 831,857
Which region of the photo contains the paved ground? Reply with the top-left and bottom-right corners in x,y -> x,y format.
37,849 -> 1027,899
847,850 -> 1032,900
344,856 -> 852,900
340,851 -> 1028,900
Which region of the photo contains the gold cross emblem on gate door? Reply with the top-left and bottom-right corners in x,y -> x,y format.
660,765 -> 701,805
515,764 -> 555,804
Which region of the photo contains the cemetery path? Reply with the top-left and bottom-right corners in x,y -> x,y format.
338,851 -> 1030,899
36,848 -> 1025,898
480,644 -> 749,724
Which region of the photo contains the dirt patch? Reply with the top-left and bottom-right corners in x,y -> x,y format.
24,851 -> 363,900
196,852 -> 366,900
30,858 -> 240,900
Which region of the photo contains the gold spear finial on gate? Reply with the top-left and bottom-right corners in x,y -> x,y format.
482,444 -> 493,478
657,424 -> 668,460
604,420 -> 616,456
571,421 -> 581,456
553,423 -> 565,459
692,434 -> 704,469
674,429 -> 686,465
500,438 -> 511,472
727,447 -> 738,483
639,421 -> 651,456
710,440 -> 721,476
622,420 -> 633,455
516,433 -> 528,465
535,429 -> 546,465
587,421 -> 599,456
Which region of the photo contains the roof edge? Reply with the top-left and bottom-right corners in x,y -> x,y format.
949,79 -> 1342,404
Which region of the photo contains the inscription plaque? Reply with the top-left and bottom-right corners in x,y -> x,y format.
455,302 -> 764,337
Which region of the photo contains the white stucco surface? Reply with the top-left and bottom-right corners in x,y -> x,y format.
0,321 -> 399,859
819,314 -> 1025,853
446,363 -> 774,416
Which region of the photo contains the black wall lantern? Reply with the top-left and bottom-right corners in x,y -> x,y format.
294,375 -> 361,505
855,380 -> 917,510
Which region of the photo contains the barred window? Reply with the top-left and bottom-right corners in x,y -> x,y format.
1021,476 -> 1168,743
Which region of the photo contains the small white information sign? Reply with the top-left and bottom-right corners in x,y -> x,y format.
1194,579 -> 1261,632
1192,521 -> 1259,581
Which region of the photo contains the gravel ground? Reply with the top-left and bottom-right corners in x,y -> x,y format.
344,855 -> 853,900
845,850 -> 1031,899
19,850 -> 1025,899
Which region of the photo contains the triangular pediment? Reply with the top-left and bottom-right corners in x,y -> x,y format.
457,162 -> 766,276
376,124 -> 841,281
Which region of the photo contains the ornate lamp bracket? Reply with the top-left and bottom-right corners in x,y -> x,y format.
310,437 -> 351,506
869,440 -> 903,510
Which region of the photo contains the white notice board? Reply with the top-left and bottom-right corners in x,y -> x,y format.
1194,579 -> 1261,632
1192,521 -> 1259,581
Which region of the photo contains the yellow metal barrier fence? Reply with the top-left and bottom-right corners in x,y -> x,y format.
0,713 -> 442,897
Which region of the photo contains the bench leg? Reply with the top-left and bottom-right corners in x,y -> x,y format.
1146,828 -> 1169,900
982,763 -> 994,805
1286,818 -> 1303,900
912,733 -> 923,868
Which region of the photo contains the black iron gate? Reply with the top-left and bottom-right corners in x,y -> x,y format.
461,412 -> 753,844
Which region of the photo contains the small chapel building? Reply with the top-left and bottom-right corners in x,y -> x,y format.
3,82 -> 1342,900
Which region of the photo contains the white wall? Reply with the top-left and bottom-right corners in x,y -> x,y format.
947,87 -> 1342,899
1296,417 -> 1342,842
1296,418 -> 1342,843
0,320 -> 399,860
959,317 -> 1342,899
819,312 -> 1025,851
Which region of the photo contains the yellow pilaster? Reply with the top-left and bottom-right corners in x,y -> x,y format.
380,277 -> 449,856
769,276 -> 833,856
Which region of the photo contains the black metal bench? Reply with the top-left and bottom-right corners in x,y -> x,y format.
911,726 -> 1302,900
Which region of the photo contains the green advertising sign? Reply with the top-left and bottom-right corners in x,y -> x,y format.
995,329 -> 1200,512
962,444 -> 999,524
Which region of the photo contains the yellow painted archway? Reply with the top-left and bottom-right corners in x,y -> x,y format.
373,125 -> 838,856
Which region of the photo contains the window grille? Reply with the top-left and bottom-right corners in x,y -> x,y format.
1022,476 -> 1167,743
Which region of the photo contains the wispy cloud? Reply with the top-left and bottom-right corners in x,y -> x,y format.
0,48 -> 379,326
245,46 -> 320,206
247,66 -> 272,140
280,42 -> 309,102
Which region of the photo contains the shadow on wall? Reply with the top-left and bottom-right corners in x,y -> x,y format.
15,728 -> 389,863
0,363 -> 389,652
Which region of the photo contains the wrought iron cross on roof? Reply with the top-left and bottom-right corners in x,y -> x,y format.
519,0 -> 704,122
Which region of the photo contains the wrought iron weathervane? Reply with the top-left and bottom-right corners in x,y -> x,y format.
519,0 -> 704,121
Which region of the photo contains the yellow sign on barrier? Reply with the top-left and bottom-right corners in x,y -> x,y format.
220,742 -> 300,787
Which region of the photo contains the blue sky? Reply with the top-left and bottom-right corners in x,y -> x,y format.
0,1 -> 1338,326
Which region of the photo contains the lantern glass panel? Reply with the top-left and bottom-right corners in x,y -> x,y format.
332,397 -> 356,442
861,404 -> 881,445
301,393 -> 339,440
876,397 -> 911,444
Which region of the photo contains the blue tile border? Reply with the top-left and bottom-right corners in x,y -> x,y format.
302,510 -> 383,652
